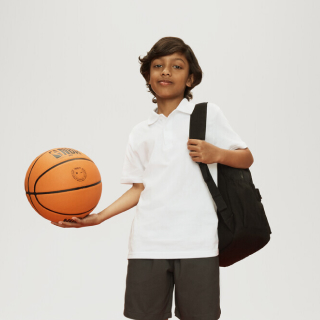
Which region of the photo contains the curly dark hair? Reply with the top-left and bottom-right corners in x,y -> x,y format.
138,37 -> 203,103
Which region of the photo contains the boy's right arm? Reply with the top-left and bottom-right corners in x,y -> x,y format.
97,183 -> 144,223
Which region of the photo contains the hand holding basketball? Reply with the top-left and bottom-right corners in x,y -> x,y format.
51,213 -> 101,228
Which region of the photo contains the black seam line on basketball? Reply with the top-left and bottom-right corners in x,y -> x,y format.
34,193 -> 97,215
33,157 -> 93,194
25,180 -> 101,195
26,193 -> 40,214
27,151 -> 48,214
27,151 -> 46,192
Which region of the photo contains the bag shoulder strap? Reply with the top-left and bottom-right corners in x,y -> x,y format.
190,103 -> 234,230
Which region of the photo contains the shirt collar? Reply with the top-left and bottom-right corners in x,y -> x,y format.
147,98 -> 194,125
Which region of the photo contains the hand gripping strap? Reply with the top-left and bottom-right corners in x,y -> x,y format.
189,102 -> 233,231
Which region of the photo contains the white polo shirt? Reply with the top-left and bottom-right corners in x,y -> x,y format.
120,98 -> 247,259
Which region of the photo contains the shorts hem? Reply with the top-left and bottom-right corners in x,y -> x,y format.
124,309 -> 172,320
175,310 -> 221,320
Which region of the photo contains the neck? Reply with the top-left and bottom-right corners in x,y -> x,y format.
156,96 -> 184,117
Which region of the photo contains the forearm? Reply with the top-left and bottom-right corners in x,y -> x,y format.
218,148 -> 253,169
97,184 -> 143,223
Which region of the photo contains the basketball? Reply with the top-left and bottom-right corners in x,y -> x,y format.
24,148 -> 102,223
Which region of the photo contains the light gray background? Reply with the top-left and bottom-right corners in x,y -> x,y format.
1,0 -> 319,319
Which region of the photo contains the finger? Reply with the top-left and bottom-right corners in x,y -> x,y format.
71,217 -> 82,223
187,139 -> 199,145
190,153 -> 201,160
55,220 -> 78,228
72,217 -> 85,226
188,145 -> 199,151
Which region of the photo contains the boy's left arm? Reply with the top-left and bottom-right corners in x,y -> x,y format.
187,139 -> 254,169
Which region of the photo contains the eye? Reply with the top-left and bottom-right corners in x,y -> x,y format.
153,64 -> 182,69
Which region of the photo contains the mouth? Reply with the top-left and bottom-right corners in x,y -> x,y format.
158,81 -> 173,85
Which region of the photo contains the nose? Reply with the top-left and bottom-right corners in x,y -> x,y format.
161,66 -> 171,76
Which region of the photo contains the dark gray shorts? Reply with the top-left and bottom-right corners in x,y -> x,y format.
123,256 -> 221,320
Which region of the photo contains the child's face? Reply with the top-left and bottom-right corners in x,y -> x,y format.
148,52 -> 194,101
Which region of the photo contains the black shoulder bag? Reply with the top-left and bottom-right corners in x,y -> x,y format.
189,102 -> 272,267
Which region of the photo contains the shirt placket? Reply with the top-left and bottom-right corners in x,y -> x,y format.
161,115 -> 173,150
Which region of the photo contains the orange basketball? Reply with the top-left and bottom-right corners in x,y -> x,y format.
24,147 -> 102,223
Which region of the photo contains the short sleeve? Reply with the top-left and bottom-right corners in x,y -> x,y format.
120,134 -> 145,184
208,104 -> 248,150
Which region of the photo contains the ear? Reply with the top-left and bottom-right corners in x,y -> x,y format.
186,74 -> 194,88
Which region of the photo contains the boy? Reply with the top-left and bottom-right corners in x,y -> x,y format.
52,37 -> 253,320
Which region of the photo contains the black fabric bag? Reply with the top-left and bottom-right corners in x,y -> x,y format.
189,102 -> 272,267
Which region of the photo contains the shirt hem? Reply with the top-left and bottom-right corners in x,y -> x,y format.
127,249 -> 219,259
